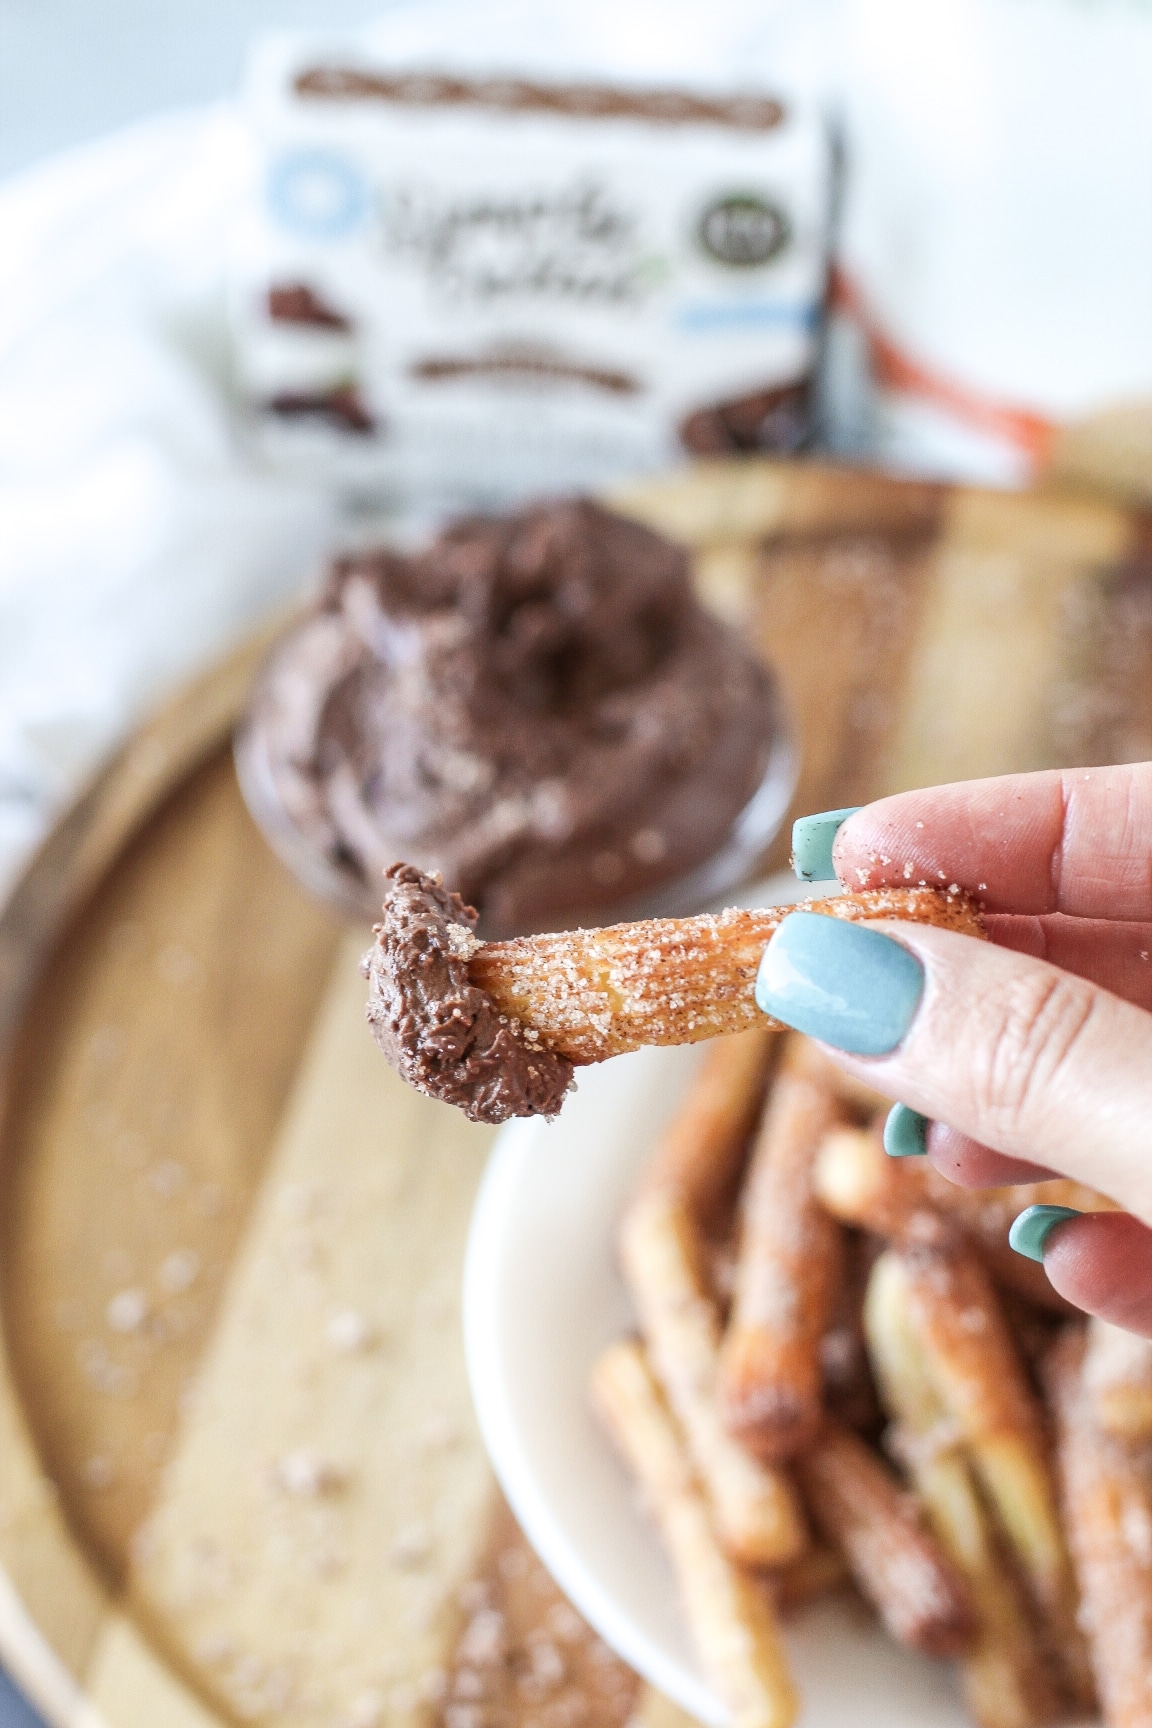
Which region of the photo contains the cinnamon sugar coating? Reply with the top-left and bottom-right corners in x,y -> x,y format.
470,886 -> 984,1066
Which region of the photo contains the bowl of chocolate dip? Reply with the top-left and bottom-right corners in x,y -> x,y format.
235,498 -> 795,936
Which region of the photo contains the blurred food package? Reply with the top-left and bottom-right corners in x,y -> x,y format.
230,7 -> 832,510
832,0 -> 1152,487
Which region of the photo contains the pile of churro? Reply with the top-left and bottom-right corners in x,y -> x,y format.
591,1029 -> 1152,1728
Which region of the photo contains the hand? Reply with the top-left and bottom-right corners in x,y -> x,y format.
757,764 -> 1152,1334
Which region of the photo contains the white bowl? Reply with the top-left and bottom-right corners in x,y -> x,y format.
463,878 -> 971,1728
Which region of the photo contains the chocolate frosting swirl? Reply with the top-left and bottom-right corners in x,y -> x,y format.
247,499 -> 777,933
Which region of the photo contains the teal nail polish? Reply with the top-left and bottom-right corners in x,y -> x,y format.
791,807 -> 863,882
884,1103 -> 928,1157
1008,1204 -> 1083,1263
755,911 -> 924,1056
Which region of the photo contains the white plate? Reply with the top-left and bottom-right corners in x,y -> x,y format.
463,877 -> 970,1727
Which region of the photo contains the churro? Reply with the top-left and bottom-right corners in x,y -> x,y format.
365,863 -> 984,1121
812,1125 -> 913,1239
591,1339 -> 798,1728
593,1025 -> 1135,1728
813,1125 -> 1112,1314
718,1037 -> 845,1459
1047,1328 -> 1152,1728
621,1195 -> 806,1566
764,1542 -> 851,1612
865,1252 -> 1058,1728
895,1215 -> 1092,1704
819,1228 -> 883,1434
635,1028 -> 776,1219
1082,1317 -> 1152,1445
795,1418 -> 976,1659
621,1032 -> 806,1566
785,1036 -> 895,1120
470,886 -> 982,1065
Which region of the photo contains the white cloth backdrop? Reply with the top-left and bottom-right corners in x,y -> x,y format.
0,104 -> 337,899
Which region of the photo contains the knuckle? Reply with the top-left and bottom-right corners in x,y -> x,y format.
969,968 -> 1097,1135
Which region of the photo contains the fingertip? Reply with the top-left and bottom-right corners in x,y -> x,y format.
1034,1211 -> 1152,1338
925,1123 -> 1060,1188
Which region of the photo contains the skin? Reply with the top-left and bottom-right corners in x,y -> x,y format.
821,763 -> 1152,1336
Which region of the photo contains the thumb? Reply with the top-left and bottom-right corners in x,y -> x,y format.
755,911 -> 1152,1224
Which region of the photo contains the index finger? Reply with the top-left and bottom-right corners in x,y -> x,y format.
833,764 -> 1152,920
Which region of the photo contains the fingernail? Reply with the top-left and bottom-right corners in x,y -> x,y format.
755,911 -> 924,1056
1008,1204 -> 1083,1263
791,807 -> 863,882
884,1103 -> 928,1157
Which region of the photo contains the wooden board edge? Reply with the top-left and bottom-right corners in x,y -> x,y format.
0,626 -> 290,1728
78,1614 -> 221,1728
0,1560 -> 92,1728
0,616 -> 292,1056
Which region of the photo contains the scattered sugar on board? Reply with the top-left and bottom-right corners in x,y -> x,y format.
271,1450 -> 347,1497
158,1248 -> 201,1293
326,1308 -> 376,1353
438,1512 -> 638,1728
106,1287 -> 149,1333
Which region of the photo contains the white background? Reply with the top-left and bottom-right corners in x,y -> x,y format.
0,0 -> 416,177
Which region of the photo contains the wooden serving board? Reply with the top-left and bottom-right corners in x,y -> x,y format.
0,458 -> 1148,1728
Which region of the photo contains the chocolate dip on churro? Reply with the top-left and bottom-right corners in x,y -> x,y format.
362,872 -> 983,1123
364,863 -> 573,1124
239,498 -> 784,934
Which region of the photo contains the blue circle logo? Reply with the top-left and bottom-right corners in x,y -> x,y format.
266,150 -> 368,239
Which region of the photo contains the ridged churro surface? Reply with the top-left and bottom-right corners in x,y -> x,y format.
719,1039 -> 845,1460
797,1420 -> 977,1659
470,885 -> 983,1066
1048,1330 -> 1152,1728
